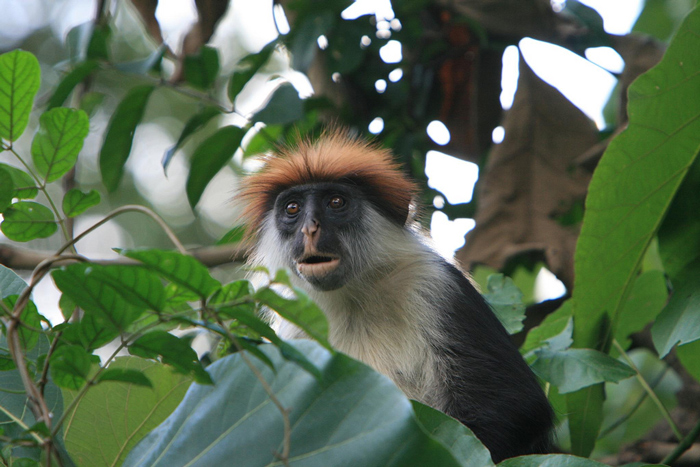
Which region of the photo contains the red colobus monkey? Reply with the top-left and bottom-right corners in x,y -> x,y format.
239,131 -> 553,462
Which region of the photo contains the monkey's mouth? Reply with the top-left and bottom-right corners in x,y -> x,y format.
296,254 -> 340,277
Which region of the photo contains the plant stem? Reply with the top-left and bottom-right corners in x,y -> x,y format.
56,204 -> 187,255
612,340 -> 683,440
0,403 -> 44,444
662,417 -> 700,465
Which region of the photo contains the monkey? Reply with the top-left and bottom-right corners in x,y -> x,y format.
238,130 -> 554,462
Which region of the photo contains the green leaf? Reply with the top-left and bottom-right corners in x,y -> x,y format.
633,0 -> 694,42
2,295 -> 41,352
47,60 -> 100,110
99,85 -> 155,191
412,401 -> 494,467
0,264 -> 28,298
531,348 -> 635,394
228,40 -> 277,102
658,158 -> 700,278
0,335 -> 66,463
255,286 -> 330,349
252,83 -> 304,126
216,224 -> 246,245
59,293 -> 77,321
0,167 -> 13,212
62,188 -> 100,217
0,163 -> 38,199
0,50 -> 41,142
242,124 -> 283,157
63,357 -> 191,467
79,91 -> 105,117
522,301 -> 573,355
1,201 -> 57,241
52,263 -> 144,332
0,350 -> 16,370
652,260 -> 700,357
123,249 -> 221,298
31,108 -> 89,183
50,345 -> 91,390
186,125 -> 245,207
289,12 -> 334,71
498,454 -> 611,467
78,263 -> 166,312
123,341 -> 464,467
615,271 -> 668,350
677,339 -> 700,382
482,274 -> 526,335
97,368 -> 152,387
162,106 -> 221,172
568,6 -> 700,455
183,46 -> 219,90
129,331 -> 212,384
87,25 -> 111,61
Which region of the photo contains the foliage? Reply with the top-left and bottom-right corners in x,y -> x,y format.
0,0 -> 699,466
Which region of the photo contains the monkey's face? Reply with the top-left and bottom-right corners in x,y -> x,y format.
273,182 -> 366,291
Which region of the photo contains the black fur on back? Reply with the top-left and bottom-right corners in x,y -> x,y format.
433,261 -> 554,462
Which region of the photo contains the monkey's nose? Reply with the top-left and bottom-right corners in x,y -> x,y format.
301,218 -> 320,238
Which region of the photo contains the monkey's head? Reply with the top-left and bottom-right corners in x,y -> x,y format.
238,131 -> 418,291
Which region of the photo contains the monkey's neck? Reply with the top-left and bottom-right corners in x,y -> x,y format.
284,251 -> 448,405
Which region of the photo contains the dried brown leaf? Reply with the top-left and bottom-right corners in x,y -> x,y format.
456,58 -> 598,288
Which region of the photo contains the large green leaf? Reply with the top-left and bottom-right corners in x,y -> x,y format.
0,166 -> 13,212
47,60 -> 100,110
50,345 -> 92,390
228,40 -> 277,102
31,108 -> 89,183
1,201 -> 57,241
63,357 -> 191,467
183,46 -> 219,90
99,85 -> 155,191
652,260 -> 700,357
185,125 -> 245,207
482,274 -> 526,335
252,83 -> 304,125
2,295 -> 41,352
0,50 -> 40,142
255,286 -> 330,349
62,188 -> 101,218
498,455 -> 610,467
531,348 -> 635,394
0,163 -> 38,199
0,335 -> 67,463
0,264 -> 28,298
568,6 -> 700,456
162,106 -> 221,171
411,402 -> 494,467
614,271 -> 668,350
123,341 -> 464,467
122,249 -> 221,298
521,301 -> 573,355
52,263 -> 144,332
128,331 -> 212,384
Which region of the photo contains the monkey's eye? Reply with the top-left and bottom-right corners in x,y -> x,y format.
285,202 -> 300,215
329,196 -> 345,209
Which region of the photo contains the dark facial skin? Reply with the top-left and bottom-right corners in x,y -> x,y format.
274,182 -> 365,291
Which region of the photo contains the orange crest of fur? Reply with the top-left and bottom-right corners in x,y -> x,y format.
238,131 -> 419,233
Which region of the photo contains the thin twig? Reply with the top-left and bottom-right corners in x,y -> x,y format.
612,340 -> 683,440
662,418 -> 700,465
55,205 -> 187,255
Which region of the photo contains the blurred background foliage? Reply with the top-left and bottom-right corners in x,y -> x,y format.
1,0 -> 700,465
